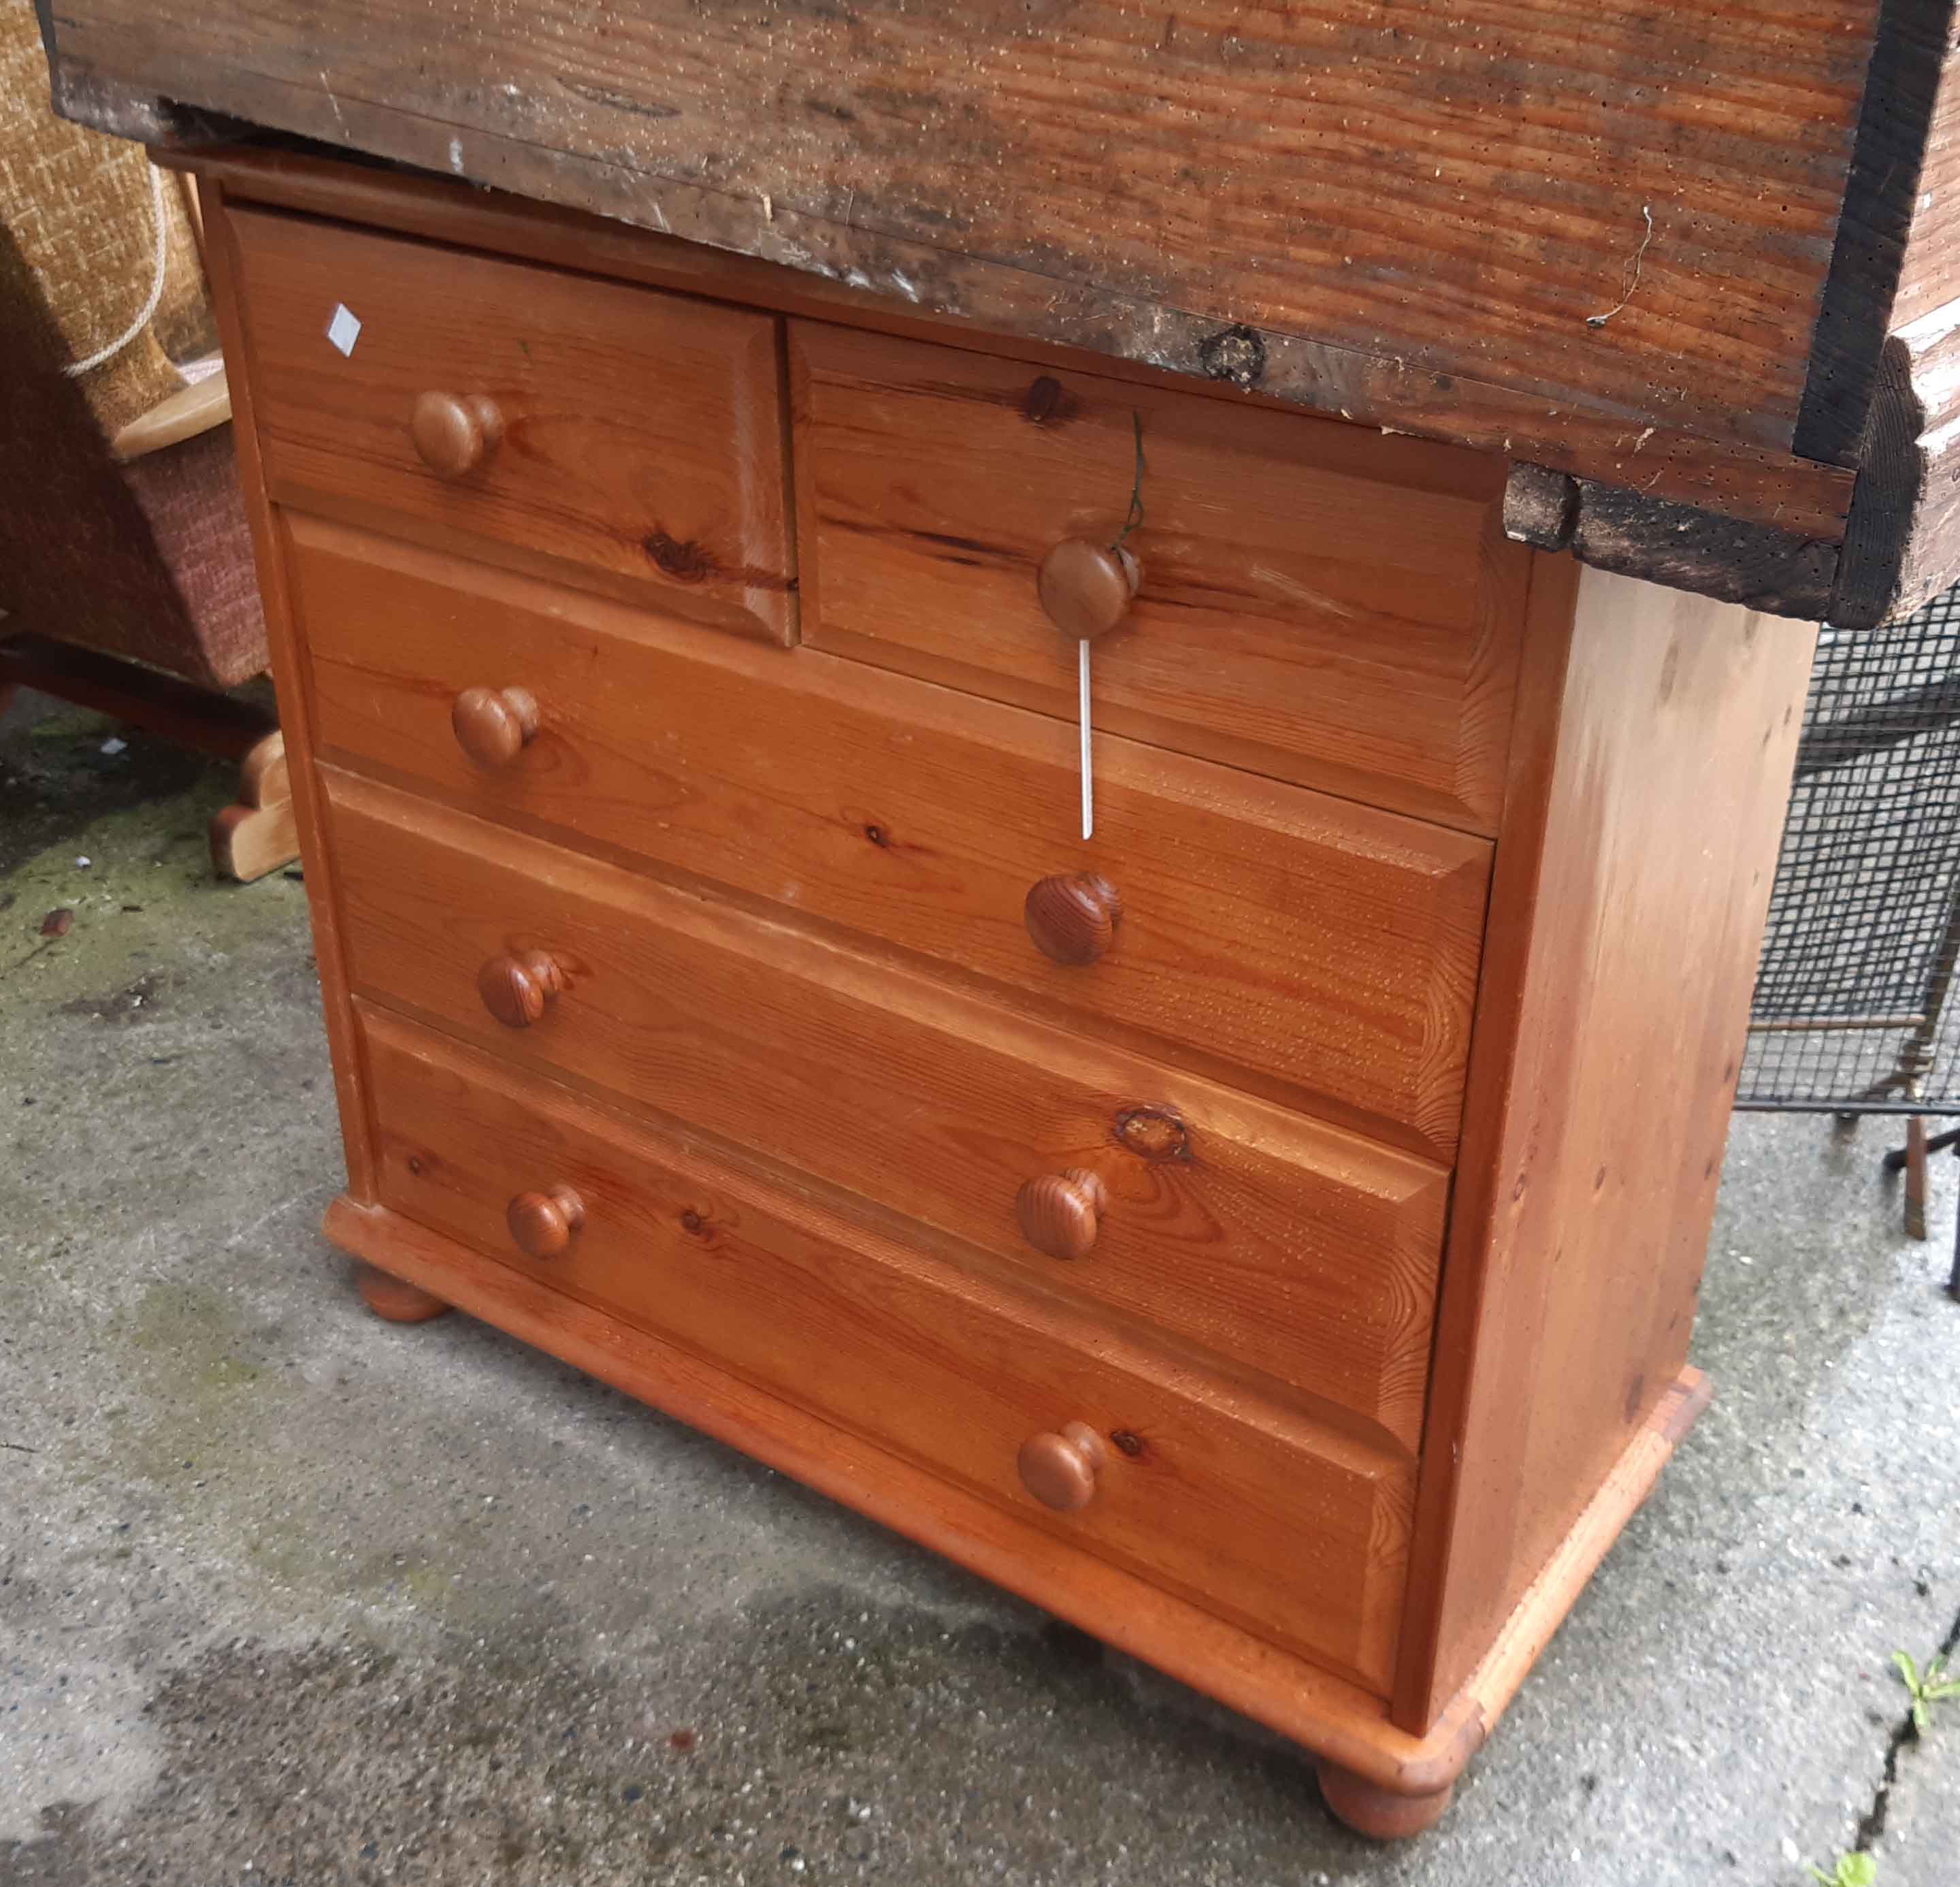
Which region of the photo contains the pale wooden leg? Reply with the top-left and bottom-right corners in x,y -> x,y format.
208,729 -> 299,882
1316,1758 -> 1454,1841
354,1261 -> 450,1324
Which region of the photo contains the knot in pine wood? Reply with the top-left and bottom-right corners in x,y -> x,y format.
642,530 -> 717,582
1113,1104 -> 1191,1161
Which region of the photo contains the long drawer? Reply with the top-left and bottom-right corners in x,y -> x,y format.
790,321 -> 1529,833
321,769 -> 1447,1452
224,206 -> 795,641
356,1002 -> 1416,1694
289,513 -> 1489,1157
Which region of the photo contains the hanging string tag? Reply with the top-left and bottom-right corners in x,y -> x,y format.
1079,637 -> 1094,839
1034,412 -> 1146,846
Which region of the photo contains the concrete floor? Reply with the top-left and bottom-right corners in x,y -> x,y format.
3,696 -> 1958,1887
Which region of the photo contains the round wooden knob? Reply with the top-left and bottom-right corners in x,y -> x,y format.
477,948 -> 566,1029
451,685 -> 540,769
1015,1168 -> 1105,1260
410,391 -> 504,479
1037,538 -> 1141,640
506,1184 -> 585,1259
1017,1421 -> 1107,1512
1024,873 -> 1122,965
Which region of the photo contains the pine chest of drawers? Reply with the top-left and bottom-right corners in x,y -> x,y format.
195,152 -> 1817,1839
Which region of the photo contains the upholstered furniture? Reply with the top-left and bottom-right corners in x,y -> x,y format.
0,3 -> 289,877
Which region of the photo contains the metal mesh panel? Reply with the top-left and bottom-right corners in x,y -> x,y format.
1738,586 -> 1960,1111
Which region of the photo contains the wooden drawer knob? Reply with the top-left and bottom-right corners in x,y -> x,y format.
410,390 -> 504,479
478,948 -> 566,1029
507,1184 -> 585,1259
1037,538 -> 1141,640
1024,873 -> 1122,965
1016,1168 -> 1105,1259
451,685 -> 540,769
1017,1421 -> 1107,1512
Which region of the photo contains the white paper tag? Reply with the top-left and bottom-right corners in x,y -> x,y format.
325,304 -> 362,357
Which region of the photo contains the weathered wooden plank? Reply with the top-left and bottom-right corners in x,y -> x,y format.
154,142 -> 1861,556
1793,0 -> 1959,467
46,0 -> 1880,467
1830,296 -> 1960,626
30,0 -> 240,144
1506,465 -> 1841,619
1567,482 -> 1840,619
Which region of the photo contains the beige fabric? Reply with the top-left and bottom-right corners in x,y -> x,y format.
0,0 -> 216,436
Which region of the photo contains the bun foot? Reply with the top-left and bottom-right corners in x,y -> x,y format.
1316,1759 -> 1454,1840
354,1261 -> 450,1324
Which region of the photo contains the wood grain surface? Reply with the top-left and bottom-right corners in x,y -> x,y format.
320,768 -> 1449,1451
325,1184 -> 1708,1796
794,323 -> 1528,833
196,182 -> 384,1197
357,1003 -> 1417,1694
167,146 -> 1863,555
49,0 -> 1884,464
288,513 -> 1490,1157
1394,564 -> 1816,1731
195,161 -> 1807,1798
223,204 -> 795,639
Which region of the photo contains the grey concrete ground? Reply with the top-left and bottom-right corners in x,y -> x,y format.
3,694 -> 1957,1887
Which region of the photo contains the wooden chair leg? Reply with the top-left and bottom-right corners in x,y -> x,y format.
354,1261 -> 450,1324
208,729 -> 299,882
1315,1759 -> 1455,1840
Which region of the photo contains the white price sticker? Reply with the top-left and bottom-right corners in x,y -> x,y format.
325,303 -> 362,357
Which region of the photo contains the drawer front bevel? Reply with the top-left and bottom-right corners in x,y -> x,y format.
322,768 -> 1448,1453
791,321 -> 1528,833
289,513 -> 1489,1158
226,205 -> 795,641
357,1001 -> 1416,1695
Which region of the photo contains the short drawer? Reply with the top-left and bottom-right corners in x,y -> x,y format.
290,514 -> 1489,1157
323,770 -> 1447,1453
357,1002 -> 1415,1694
225,206 -> 794,640
790,322 -> 1529,833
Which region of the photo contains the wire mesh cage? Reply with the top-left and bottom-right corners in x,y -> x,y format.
1738,585 -> 1960,1112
